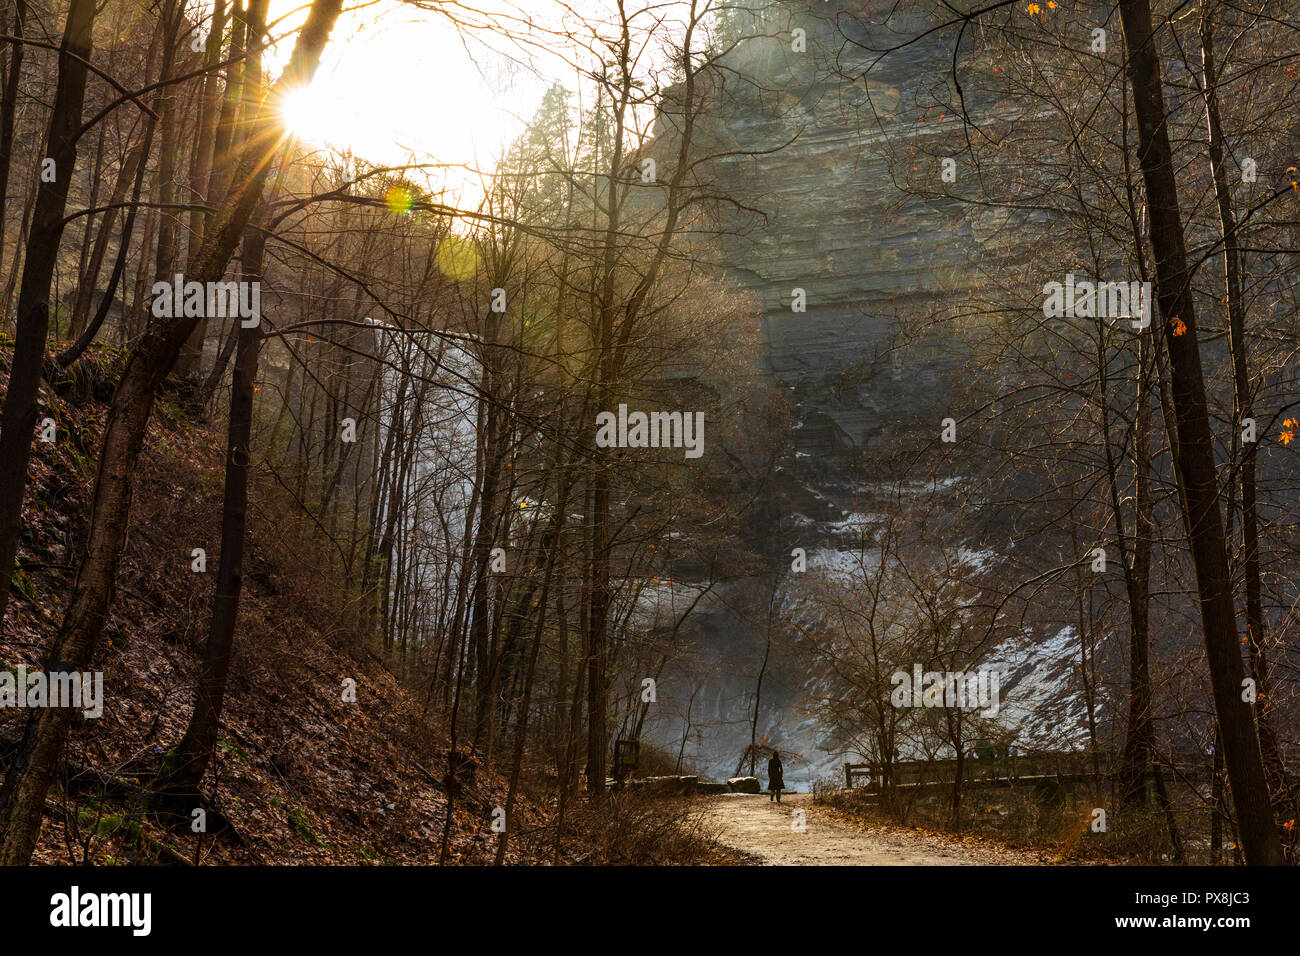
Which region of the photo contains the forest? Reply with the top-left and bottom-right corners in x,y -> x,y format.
0,0 -> 1296,883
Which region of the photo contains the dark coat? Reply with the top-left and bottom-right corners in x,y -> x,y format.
767,755 -> 784,791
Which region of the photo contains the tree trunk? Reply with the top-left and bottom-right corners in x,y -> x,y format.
183,0 -> 227,259
585,466 -> 610,793
1211,725 -> 1224,864
148,1 -> 186,316
1199,12 -> 1287,813
0,0 -> 26,259
175,1 -> 246,382
68,126 -> 105,339
1119,336 -> 1155,805
67,141 -> 144,342
0,0 -> 97,626
153,214 -> 265,801
58,14 -> 171,367
1116,0 -> 1283,865
469,315 -> 506,753
152,0 -> 273,799
748,579 -> 775,777
950,712 -> 964,831
494,493 -> 568,865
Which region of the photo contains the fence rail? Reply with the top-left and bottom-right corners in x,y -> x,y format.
843,751 -> 1213,793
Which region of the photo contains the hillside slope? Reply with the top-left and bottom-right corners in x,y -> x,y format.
0,347 -> 555,865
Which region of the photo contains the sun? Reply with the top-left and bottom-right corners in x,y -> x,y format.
271,6 -> 545,211
280,84 -> 356,149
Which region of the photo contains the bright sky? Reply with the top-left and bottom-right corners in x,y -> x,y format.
265,0 -> 553,207
251,0 -> 700,208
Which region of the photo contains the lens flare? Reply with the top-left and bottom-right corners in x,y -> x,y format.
384,185 -> 414,215
435,236 -> 479,281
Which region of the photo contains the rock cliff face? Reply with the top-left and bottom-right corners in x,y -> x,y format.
684,0 -> 1000,456
637,3 -> 1102,777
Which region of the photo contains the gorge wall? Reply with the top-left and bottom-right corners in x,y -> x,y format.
691,0 -> 1000,458
639,1 -> 1098,781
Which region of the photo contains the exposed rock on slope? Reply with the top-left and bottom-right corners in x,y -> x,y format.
680,0 -> 1011,454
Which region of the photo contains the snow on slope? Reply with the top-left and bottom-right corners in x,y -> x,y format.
982,624 -> 1095,751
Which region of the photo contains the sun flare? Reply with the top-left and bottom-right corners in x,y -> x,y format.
280,85 -> 355,149
272,5 -> 543,209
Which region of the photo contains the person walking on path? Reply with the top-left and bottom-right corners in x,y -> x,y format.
767,750 -> 784,803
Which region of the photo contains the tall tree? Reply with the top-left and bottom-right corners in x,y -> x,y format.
1197,9 -> 1287,812
0,0 -> 98,622
0,0 -> 27,259
154,0 -> 275,799
1115,0 -> 1283,865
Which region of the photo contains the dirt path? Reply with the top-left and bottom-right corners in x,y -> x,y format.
701,793 -> 1045,865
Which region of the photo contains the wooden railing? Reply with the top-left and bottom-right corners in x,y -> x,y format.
844,751 -> 1212,792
